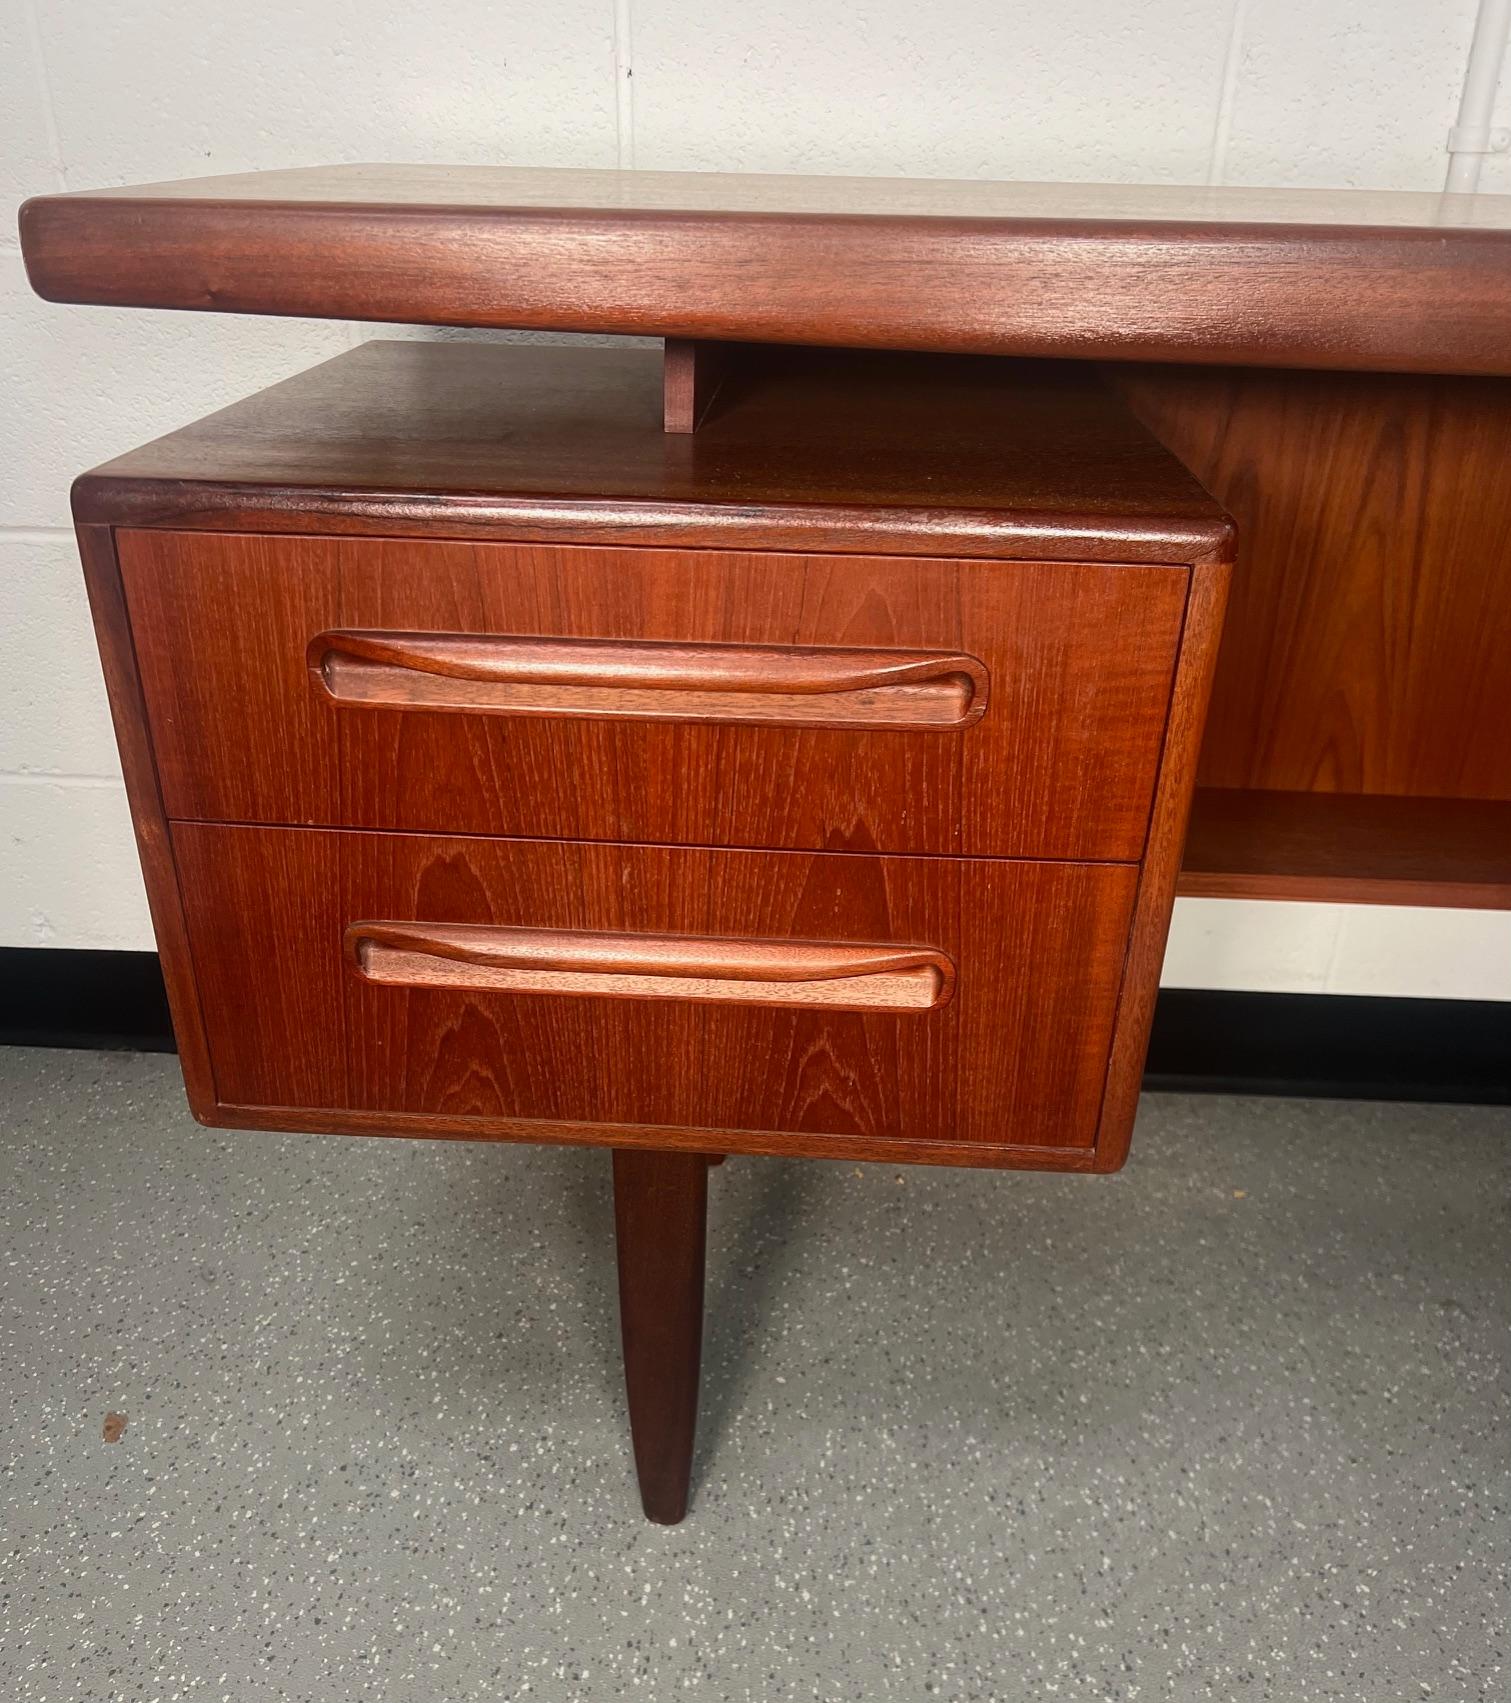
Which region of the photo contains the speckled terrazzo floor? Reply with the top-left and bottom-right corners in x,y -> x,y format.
1,1048 -> 1506,1702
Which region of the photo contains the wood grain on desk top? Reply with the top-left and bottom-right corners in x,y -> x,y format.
25,162 -> 1511,227
74,342 -> 1232,562
23,165 -> 1511,375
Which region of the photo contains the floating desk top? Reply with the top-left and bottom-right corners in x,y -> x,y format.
19,164 -> 1511,376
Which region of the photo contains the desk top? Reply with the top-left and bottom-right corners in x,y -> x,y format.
21,164 -> 1511,375
25,162 -> 1511,226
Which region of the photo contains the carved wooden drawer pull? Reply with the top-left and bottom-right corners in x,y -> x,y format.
344,922 -> 957,1012
310,631 -> 988,729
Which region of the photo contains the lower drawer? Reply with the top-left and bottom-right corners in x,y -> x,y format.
171,824 -> 1140,1164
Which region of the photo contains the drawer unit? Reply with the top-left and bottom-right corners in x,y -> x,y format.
119,530 -> 1188,863
170,824 -> 1140,1163
72,341 -> 1233,1179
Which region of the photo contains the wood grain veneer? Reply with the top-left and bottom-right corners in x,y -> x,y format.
73,524 -> 216,1108
73,342 -> 1229,563
1181,789 -> 1511,909
21,164 -> 1511,375
1093,551 -> 1231,1169
1114,365 -> 1511,805
171,824 -> 1140,1164
119,529 -> 1188,863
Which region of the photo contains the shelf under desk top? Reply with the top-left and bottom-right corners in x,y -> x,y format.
19,164 -> 1511,376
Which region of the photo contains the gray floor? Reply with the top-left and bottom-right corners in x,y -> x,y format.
0,1049 -> 1506,1703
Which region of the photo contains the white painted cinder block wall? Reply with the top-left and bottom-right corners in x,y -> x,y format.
4,0 -> 1510,997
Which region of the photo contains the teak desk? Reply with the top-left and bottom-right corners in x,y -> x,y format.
20,166 -> 1511,1522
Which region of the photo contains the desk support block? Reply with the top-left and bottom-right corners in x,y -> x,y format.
663,338 -> 734,432
613,1149 -> 709,1524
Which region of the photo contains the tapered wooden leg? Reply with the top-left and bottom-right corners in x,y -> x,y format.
612,1149 -> 708,1524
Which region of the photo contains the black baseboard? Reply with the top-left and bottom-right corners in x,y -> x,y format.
1,948 -> 176,1055
1144,988 -> 1509,1105
0,948 -> 1506,1104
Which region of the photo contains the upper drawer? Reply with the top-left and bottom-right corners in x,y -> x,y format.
119,531 -> 1188,861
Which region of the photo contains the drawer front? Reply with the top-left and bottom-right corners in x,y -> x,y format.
172,824 -> 1139,1158
123,531 -> 1187,862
